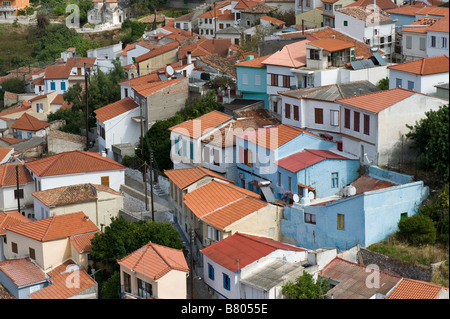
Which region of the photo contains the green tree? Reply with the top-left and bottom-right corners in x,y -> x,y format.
101,271 -> 121,299
398,213 -> 437,245
0,78 -> 26,102
47,107 -> 85,135
120,19 -> 147,45
281,272 -> 330,299
90,217 -> 185,274
376,77 -> 389,90
406,104 -> 449,183
239,24 -> 277,53
420,183 -> 449,243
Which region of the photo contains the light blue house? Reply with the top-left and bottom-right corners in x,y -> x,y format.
235,124 -> 340,200
235,55 -> 270,109
0,258 -> 48,299
281,166 -> 429,251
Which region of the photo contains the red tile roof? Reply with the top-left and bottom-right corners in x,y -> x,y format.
388,278 -> 448,299
11,113 -> 50,131
169,110 -> 233,139
117,243 -> 189,280
237,124 -> 325,150
25,150 -> 126,177
70,232 -> 98,253
336,87 -> 418,113
94,97 -> 139,123
386,5 -> 426,17
308,38 -> 355,52
260,15 -> 285,25
201,232 -> 306,273
29,260 -> 97,299
132,77 -> 187,97
401,16 -> 440,34
165,166 -> 234,189
426,14 -> 450,33
178,38 -> 232,59
0,258 -> 47,288
6,212 -> 99,242
235,54 -> 271,68
0,163 -> 33,186
262,39 -> 310,68
345,0 -> 398,10
275,149 -> 351,173
415,6 -> 449,17
388,55 -> 449,75
134,41 -> 179,64
0,211 -> 31,235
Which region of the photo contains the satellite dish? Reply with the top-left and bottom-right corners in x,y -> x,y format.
166,65 -> 174,76
293,194 -> 300,203
308,191 -> 315,200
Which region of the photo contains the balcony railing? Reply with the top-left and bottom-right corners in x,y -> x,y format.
0,6 -> 17,11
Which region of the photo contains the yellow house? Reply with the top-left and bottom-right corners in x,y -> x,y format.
182,180 -> 283,252
135,41 -> 179,76
27,91 -> 72,121
4,211 -> 100,272
117,242 -> 189,299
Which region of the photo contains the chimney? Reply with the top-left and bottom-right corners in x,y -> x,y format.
187,51 -> 192,65
101,150 -> 107,157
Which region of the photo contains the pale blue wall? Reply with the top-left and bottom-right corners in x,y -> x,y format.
0,268 -> 48,299
387,13 -> 415,27
280,168 -> 429,251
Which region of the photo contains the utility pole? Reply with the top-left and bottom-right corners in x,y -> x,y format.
149,150 -> 154,222
84,63 -> 89,150
140,101 -> 148,215
16,165 -> 20,213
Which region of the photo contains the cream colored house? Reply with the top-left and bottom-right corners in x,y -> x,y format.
3,211 -> 100,272
135,41 -> 179,76
32,183 -> 124,229
117,242 -> 189,299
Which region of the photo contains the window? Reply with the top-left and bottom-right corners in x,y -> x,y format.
271,74 -> 278,86
61,82 -> 66,91
213,149 -> 220,166
182,140 -> 187,157
273,101 -> 278,113
305,213 -> 316,224
12,242 -> 18,254
137,279 -> 153,298
285,103 -> 291,119
282,75 -> 290,88
27,132 -> 32,139
330,110 -> 339,126
407,81 -> 414,90
123,272 -> 131,293
293,105 -> 299,121
208,264 -> 215,280
309,49 -> 320,60
14,189 -> 24,199
255,75 -> 261,86
29,248 -> 36,260
420,37 -> 426,51
364,114 -> 370,135
337,214 -> 344,230
223,273 -> 231,291
244,149 -> 252,167
406,36 -> 412,49
331,172 -> 339,188
353,111 -> 360,132
288,176 -> 292,192
190,141 -> 194,160
101,176 -> 109,187
314,108 -> 323,124
442,37 -> 447,49
278,172 -> 281,186
400,212 -> 408,220
343,20 -> 348,27
36,103 -> 44,113
380,37 -> 385,49
203,146 -> 210,163
431,36 -> 436,48
344,108 -> 351,129
334,4 -> 342,10
242,73 -> 248,85
396,78 -> 402,88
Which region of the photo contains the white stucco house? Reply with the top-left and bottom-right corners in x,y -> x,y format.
24,150 -> 126,192
0,163 -> 34,215
87,0 -> 130,25
336,87 -> 447,166
387,55 -> 449,94
94,97 -> 140,161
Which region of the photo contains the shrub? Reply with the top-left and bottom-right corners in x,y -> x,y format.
398,214 -> 437,245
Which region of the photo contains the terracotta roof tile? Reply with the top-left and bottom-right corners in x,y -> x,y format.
386,5 -> 425,16
134,41 -> 179,64
169,110 -> 233,139
94,97 -> 139,123
201,232 -> 306,273
0,147 -> 13,161
388,55 -> 449,75
336,87 -> 418,113
117,243 -> 189,280
0,211 -> 31,235
32,183 -> 123,207
260,15 -> 285,25
178,38 -> 232,59
11,113 -> 50,131
262,39 -> 310,68
0,137 -> 24,145
165,166 -> 234,189
0,258 -> 47,288
235,54 -> 271,68
132,77 -> 187,97
0,163 -> 33,186
336,6 -> 394,23
6,211 -> 99,242
25,150 -> 126,177
275,149 -> 351,173
308,38 -> 355,52
345,0 -> 398,10
426,14 -> 449,33
240,2 -> 276,13
388,278 -> 448,299
70,232 -> 97,253
401,16 -> 439,33
415,6 -> 449,17
29,260 -> 97,299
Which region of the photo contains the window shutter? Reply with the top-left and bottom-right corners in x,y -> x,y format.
239,146 -> 244,163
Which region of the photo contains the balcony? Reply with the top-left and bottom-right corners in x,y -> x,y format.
0,6 -> 17,11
